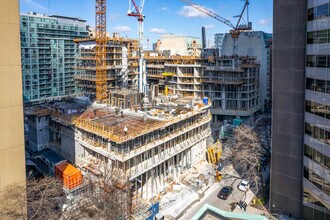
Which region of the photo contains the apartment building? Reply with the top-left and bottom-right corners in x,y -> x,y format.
20,13 -> 89,103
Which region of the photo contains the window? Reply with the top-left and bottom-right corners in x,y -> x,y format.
306,100 -> 330,120
307,55 -> 316,67
306,55 -> 330,68
304,167 -> 330,196
316,55 -> 327,67
305,122 -> 330,144
317,4 -> 329,19
308,3 -> 330,21
307,32 -> 315,44
317,30 -> 328,43
308,7 -> 316,21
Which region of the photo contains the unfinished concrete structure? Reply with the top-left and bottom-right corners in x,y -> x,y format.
25,96 -> 212,202
74,41 -> 261,125
109,88 -> 140,109
75,37 -> 139,95
166,64 -> 204,97
221,31 -> 272,111
25,107 -> 51,152
74,96 -> 212,200
203,56 -> 261,124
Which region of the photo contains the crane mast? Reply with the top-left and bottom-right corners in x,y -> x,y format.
128,0 -> 147,97
95,0 -> 107,102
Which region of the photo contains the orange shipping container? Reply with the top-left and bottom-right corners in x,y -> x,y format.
55,161 -> 83,190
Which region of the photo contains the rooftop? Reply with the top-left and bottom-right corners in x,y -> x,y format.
38,149 -> 66,165
192,204 -> 268,220
75,96 -> 211,143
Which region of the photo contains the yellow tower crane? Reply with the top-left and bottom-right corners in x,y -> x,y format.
95,0 -> 107,102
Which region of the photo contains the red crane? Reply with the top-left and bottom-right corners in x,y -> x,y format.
128,0 -> 147,96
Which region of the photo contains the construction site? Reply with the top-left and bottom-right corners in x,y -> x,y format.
21,0 -> 266,219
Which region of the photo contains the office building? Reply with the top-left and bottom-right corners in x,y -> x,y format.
157,34 -> 202,56
214,33 -> 225,54
20,13 -> 89,103
271,0 -> 330,219
304,0 -> 330,218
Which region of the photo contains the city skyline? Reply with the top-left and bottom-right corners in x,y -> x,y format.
20,0 -> 273,46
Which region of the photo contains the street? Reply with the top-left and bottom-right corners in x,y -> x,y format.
178,171 -> 247,220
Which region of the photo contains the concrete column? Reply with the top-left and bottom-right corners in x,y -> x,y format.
155,165 -> 159,191
270,1 -> 306,218
221,85 -> 226,110
146,171 -> 148,198
0,0 -> 25,191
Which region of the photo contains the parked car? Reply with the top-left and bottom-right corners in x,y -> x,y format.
217,186 -> 233,200
238,179 -> 249,191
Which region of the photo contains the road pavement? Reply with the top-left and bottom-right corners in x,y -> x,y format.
178,173 -> 247,220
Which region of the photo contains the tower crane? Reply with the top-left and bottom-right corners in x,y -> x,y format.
180,0 -> 251,55
95,0 -> 107,102
128,0 -> 147,97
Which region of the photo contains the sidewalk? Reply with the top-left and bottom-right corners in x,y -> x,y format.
233,164 -> 270,215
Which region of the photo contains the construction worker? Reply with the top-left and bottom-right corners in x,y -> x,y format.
124,126 -> 128,135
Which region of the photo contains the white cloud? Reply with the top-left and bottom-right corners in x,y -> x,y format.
23,0 -> 48,12
258,18 -> 272,26
160,7 -> 168,11
205,24 -> 215,29
149,28 -> 167,34
114,25 -> 131,32
178,5 -> 209,18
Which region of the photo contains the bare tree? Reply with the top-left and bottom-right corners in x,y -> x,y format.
1,163 -> 131,220
0,182 -> 27,220
224,125 -> 266,195
64,162 -> 131,220
27,177 -> 65,220
0,176 -> 65,220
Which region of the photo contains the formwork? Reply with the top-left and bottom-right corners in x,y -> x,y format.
109,89 -> 140,109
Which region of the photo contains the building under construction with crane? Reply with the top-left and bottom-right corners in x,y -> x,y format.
24,0 -> 263,218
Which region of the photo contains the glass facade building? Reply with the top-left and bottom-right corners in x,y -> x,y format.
214,33 -> 225,55
304,1 -> 330,218
20,13 -> 89,103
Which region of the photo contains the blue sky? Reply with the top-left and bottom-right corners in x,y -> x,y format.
20,0 -> 272,47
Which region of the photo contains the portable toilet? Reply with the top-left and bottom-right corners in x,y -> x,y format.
55,161 -> 83,190
233,118 -> 242,127
203,97 -> 208,105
